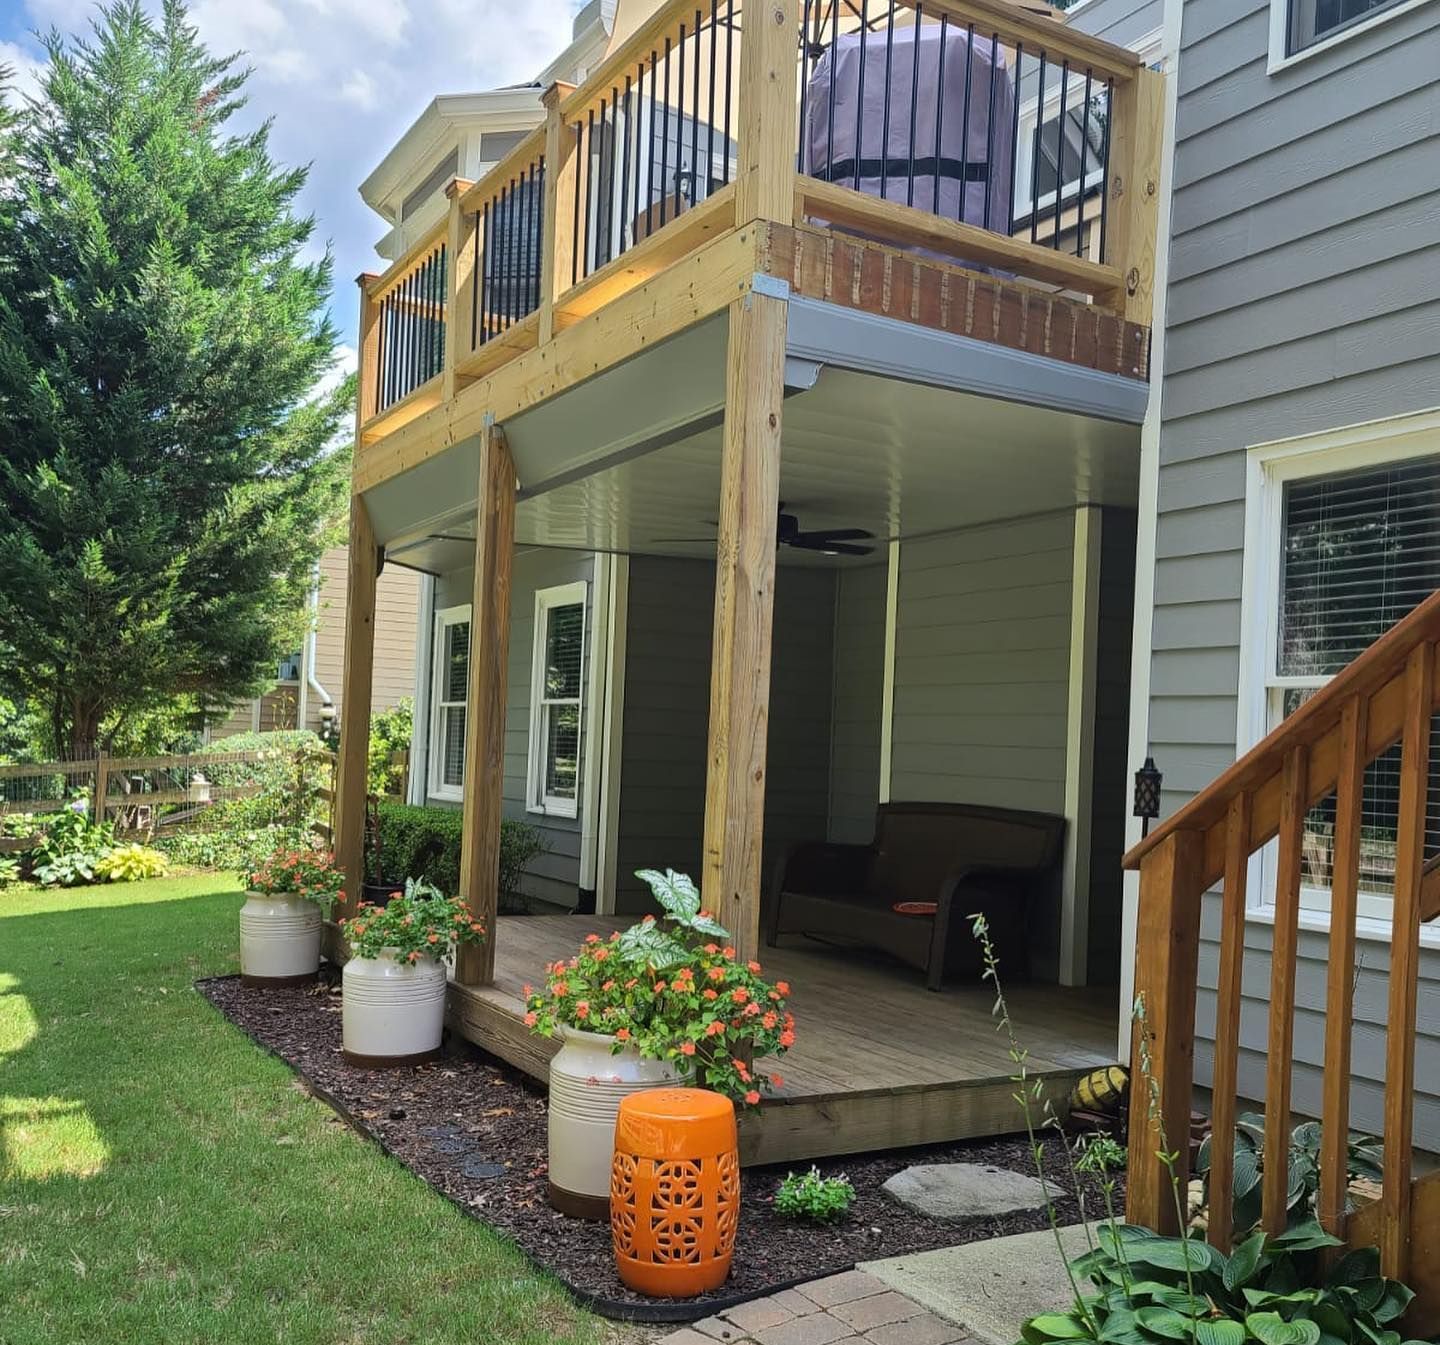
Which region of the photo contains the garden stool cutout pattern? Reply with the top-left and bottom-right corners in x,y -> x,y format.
610,1087 -> 739,1297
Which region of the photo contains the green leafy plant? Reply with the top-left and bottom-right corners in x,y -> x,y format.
94,843 -> 168,883
31,796 -> 116,886
1196,1115 -> 1384,1242
0,854 -> 21,886
338,877 -> 487,964
774,1167 -> 856,1224
367,700 -> 413,796
242,846 -> 344,914
525,869 -> 795,1106
365,802 -> 546,912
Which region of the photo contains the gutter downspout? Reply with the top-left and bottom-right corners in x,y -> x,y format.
301,567 -> 334,733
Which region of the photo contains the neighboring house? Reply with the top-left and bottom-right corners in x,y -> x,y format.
1120,0 -> 1440,1149
210,544 -> 420,740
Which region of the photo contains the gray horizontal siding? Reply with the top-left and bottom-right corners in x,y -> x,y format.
828,562 -> 887,845
1146,0 -> 1440,1148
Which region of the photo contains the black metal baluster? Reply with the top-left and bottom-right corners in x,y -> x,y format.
691,10 -> 702,206
799,0 -> 814,168
675,25 -> 686,216
660,39 -> 672,225
907,4 -> 922,206
425,250 -> 436,380
403,269 -> 415,395
511,175 -> 523,322
585,110 -> 597,274
633,61 -> 647,243
1030,51 -> 1046,244
571,126 -> 583,288
932,15 -> 947,212
959,21 -> 973,222
708,1 -> 718,190
1076,68 -> 1093,258
722,0 -> 733,184
855,0 -> 868,191
647,53 -> 658,232
621,77 -> 634,256
1098,77 -> 1113,262
999,37 -> 1016,232
519,167 -> 532,314
880,0 -> 895,197
503,181 -> 516,327
597,98 -> 609,264
431,248 -> 442,378
1053,63 -> 1068,250
827,0 -> 839,187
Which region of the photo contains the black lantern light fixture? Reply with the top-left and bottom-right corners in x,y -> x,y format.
1133,757 -> 1163,837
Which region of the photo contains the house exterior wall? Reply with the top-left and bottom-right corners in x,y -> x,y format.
613,557 -> 837,915
827,562 -> 888,845
1142,0 -> 1440,1144
428,549 -> 596,909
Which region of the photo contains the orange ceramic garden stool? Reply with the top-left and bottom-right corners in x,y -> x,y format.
610,1088 -> 740,1297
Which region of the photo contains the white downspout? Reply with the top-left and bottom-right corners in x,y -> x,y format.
303,567 -> 334,733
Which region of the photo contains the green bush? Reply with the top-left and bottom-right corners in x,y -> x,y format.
94,843 -> 168,882
774,1167 -> 856,1224
367,700 -> 413,796
368,801 -> 547,909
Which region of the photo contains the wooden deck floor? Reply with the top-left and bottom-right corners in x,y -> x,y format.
447,914 -> 1119,1166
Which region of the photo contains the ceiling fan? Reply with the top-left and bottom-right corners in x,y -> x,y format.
656,503 -> 875,557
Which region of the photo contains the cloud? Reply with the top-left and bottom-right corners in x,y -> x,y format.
0,39 -> 47,107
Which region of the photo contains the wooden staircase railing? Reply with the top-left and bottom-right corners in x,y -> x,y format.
1122,588 -> 1440,1312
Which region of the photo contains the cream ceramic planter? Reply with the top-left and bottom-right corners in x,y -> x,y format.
547,1027 -> 677,1219
342,951 -> 447,1068
239,891 -> 321,986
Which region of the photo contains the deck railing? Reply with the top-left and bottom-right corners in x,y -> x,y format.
355,0 -> 1161,445
1124,590 -> 1440,1310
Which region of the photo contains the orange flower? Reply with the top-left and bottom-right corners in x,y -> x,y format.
554,980 -> 569,996
744,1090 -> 760,1106
624,978 -> 638,990
427,933 -> 439,944
615,1027 -> 631,1042
575,1001 -> 590,1020
707,967 -> 725,982
680,1041 -> 697,1056
523,1012 -> 538,1027
770,1074 -> 784,1089
523,984 -> 533,997
747,961 -> 762,974
702,988 -> 718,1001
722,947 -> 736,960
775,981 -> 790,996
592,947 -> 610,962
703,943 -> 720,955
730,988 -> 748,1004
762,1011 -> 778,1030
601,979 -> 616,992
585,933 -> 601,943
779,1029 -> 795,1047
743,1002 -> 760,1017
653,981 -> 667,994
408,951 -> 421,964
705,1020 -> 725,1037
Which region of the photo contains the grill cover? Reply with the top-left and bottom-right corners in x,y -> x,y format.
803,23 -> 1017,240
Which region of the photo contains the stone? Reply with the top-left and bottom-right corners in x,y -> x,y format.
725,1298 -> 797,1332
829,1290 -> 922,1332
460,1158 -> 505,1179
863,1312 -> 969,1345
797,1270 -> 888,1308
753,1313 -> 857,1345
661,1331 -> 727,1345
880,1164 -> 1060,1221
770,1289 -> 820,1317
695,1316 -> 752,1342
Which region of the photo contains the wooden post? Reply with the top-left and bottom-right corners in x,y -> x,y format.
92,750 -> 110,828
699,291 -> 786,962
734,0 -> 799,226
333,497 -> 379,918
455,421 -> 517,986
1103,66 -> 1164,323
1126,827 -> 1203,1234
443,178 -> 476,400
540,81 -> 578,343
356,273 -> 382,427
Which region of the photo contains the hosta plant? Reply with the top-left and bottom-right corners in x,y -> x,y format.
525,868 -> 794,1106
243,846 -> 345,914
0,854 -> 23,886
339,877 -> 486,964
774,1167 -> 856,1224
1196,1114 -> 1384,1242
94,843 -> 168,882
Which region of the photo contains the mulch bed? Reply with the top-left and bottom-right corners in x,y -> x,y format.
198,970 -> 1119,1322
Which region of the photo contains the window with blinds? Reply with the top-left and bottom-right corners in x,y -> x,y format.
528,584 -> 587,817
1285,0 -> 1405,55
429,608 -> 470,799
1269,454 -> 1440,914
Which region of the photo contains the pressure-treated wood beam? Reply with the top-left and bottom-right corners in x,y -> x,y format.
455,422 -> 517,985
735,0 -> 799,225
333,496 -> 379,918
700,291 -> 786,962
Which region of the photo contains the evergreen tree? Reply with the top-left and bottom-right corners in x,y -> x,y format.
0,1 -> 350,755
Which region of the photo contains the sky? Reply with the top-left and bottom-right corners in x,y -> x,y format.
0,0 -> 587,392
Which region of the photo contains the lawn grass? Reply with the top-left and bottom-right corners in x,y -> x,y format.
0,876 -> 629,1345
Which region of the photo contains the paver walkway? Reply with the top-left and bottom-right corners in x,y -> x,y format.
656,1271 -> 967,1345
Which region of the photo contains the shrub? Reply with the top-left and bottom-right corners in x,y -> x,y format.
339,877 -> 486,963
367,700 -> 413,796
0,855 -> 21,886
94,843 -> 168,883
32,797 -> 116,886
368,801 -> 546,909
774,1167 -> 855,1224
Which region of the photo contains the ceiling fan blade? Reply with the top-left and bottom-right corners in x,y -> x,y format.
787,537 -> 875,556
791,527 -> 875,545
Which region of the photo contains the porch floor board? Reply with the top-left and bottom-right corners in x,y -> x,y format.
447,914 -> 1118,1166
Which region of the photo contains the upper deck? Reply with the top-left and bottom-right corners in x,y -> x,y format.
351,0 -> 1163,499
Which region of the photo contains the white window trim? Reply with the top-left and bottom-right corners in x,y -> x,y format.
1011,28 -> 1163,229
1237,406 -> 1440,945
428,603 -> 471,803
527,581 -> 588,819
1267,0 -> 1431,74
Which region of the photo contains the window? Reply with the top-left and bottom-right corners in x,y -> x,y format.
428,605 -> 471,801
1286,0 -> 1407,53
1244,418 -> 1440,923
528,583 -> 587,817
1012,71 -> 1109,240
277,651 -> 302,683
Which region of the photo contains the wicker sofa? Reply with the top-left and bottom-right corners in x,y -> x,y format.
764,801 -> 1066,991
